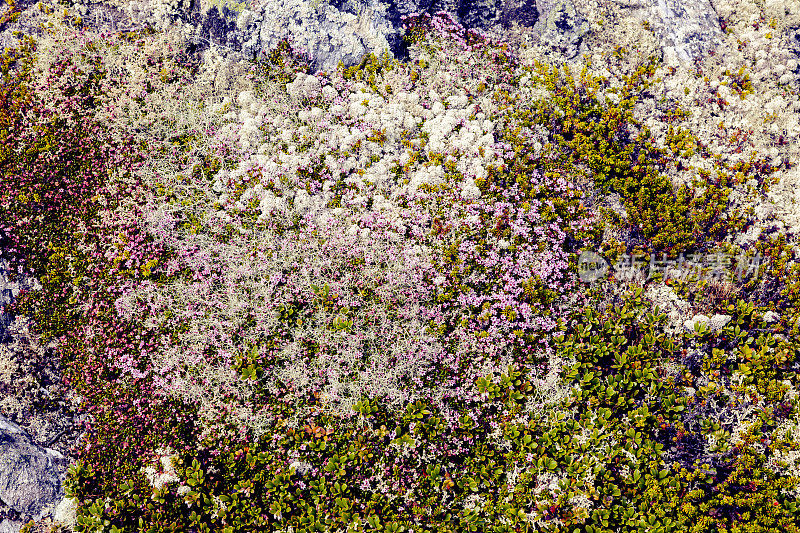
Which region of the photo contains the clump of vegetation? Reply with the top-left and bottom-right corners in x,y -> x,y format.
495,57 -> 761,257
2,7 -> 799,533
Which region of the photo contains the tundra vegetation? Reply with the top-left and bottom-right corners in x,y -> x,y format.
1,2 -> 800,532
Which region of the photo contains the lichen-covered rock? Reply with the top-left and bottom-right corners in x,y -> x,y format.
0,0 -> 748,77
530,0 -> 591,59
0,415 -> 67,520
0,520 -> 22,533
233,0 -> 402,72
518,0 -> 729,69
647,0 -> 724,66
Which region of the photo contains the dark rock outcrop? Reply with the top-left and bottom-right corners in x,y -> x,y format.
0,415 -> 67,522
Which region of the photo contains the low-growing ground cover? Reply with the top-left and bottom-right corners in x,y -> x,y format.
0,6 -> 799,533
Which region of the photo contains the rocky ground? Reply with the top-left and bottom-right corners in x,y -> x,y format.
0,0 -> 798,531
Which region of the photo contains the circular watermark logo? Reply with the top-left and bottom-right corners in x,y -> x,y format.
578,251 -> 609,283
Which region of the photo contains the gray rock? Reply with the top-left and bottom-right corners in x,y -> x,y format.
0,415 -> 67,521
92,0 -> 528,70
234,0 -> 401,73
529,0 -> 724,66
227,0 -> 536,72
0,0 -> 731,79
184,0 -> 727,71
644,0 -> 724,66
0,520 -> 23,533
531,0 -> 591,59
498,0 -> 538,29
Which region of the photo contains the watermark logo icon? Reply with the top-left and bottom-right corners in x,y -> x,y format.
578,251 -> 609,283
575,249 -> 763,284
